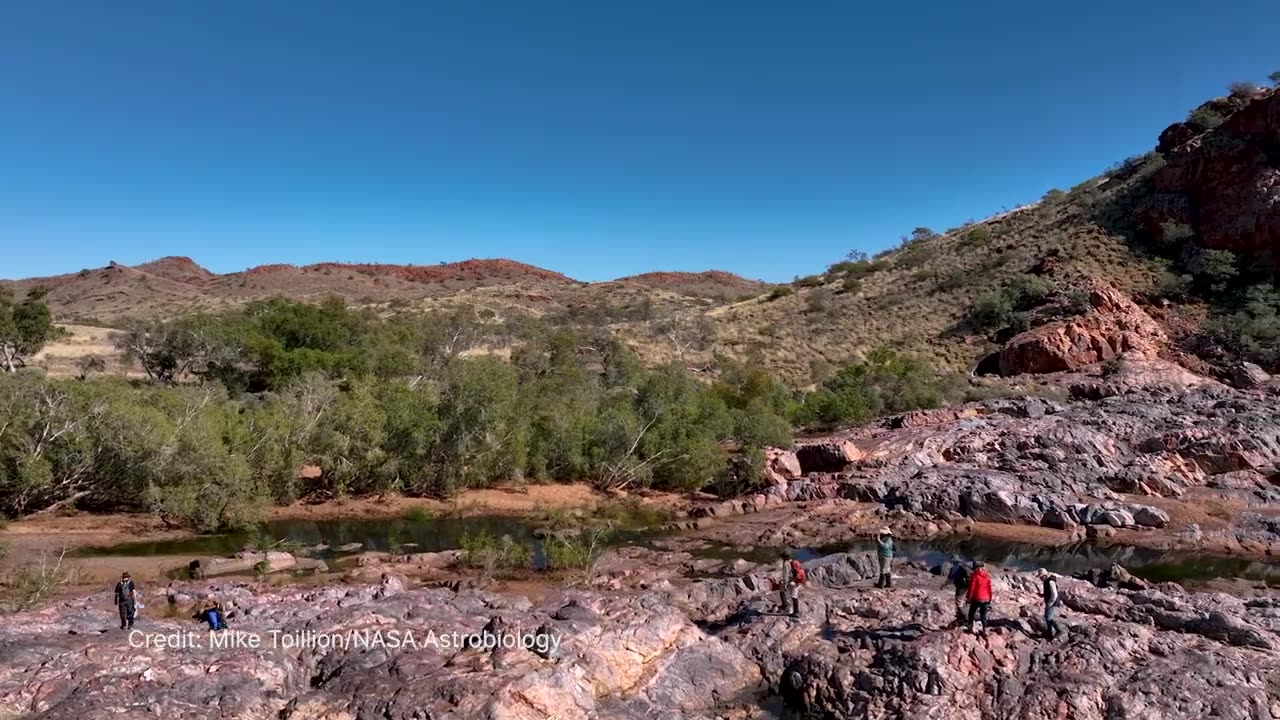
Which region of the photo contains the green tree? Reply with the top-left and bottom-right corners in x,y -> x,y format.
115,316 -> 210,385
0,289 -> 58,373
1186,247 -> 1239,295
432,357 -> 526,494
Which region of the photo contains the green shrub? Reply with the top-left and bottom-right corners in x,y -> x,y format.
1158,221 -> 1195,249
841,275 -> 863,294
1186,247 -> 1239,295
404,505 -> 432,524
1186,106 -> 1225,131
1269,71 -> 1280,87
1042,188 -> 1066,203
542,525 -> 611,582
962,227 -> 991,247
1006,274 -> 1053,309
792,348 -> 944,429
766,287 -> 794,301
1101,356 -> 1125,378
709,446 -> 766,498
1206,285 -> 1280,370
970,291 -> 1015,330
458,530 -> 534,576
793,274 -> 825,288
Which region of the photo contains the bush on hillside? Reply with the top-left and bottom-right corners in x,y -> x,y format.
1186,107 -> 1225,131
961,227 -> 991,247
1185,247 -> 1239,295
967,274 -> 1053,332
1205,285 -> 1280,370
791,348 -> 944,429
1228,81 -> 1260,98
793,274 -> 825,288
766,287 -> 794,301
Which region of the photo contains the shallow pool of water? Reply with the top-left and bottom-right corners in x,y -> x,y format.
75,514 -> 1280,586
686,536 -> 1280,586
76,515 -> 542,557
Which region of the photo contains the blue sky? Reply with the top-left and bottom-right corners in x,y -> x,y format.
1,1 -> 1277,283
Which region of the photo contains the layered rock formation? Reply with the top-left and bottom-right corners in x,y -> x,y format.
749,362 -> 1280,555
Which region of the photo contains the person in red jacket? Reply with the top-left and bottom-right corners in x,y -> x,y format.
966,561 -> 993,634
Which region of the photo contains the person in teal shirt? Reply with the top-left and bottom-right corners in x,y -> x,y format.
875,527 -> 894,588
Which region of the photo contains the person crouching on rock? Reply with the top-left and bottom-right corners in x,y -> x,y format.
875,527 -> 894,588
778,559 -> 806,617
114,572 -> 138,630
966,561 -> 992,635
1039,569 -> 1063,639
193,599 -> 227,631
941,555 -> 970,623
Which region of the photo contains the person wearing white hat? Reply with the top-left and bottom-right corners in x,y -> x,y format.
875,527 -> 894,588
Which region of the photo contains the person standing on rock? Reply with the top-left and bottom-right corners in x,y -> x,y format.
966,561 -> 992,634
778,559 -> 806,616
1039,569 -> 1062,639
114,572 -> 138,630
875,528 -> 894,588
942,556 -> 970,622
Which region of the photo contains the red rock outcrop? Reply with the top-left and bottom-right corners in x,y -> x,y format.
762,447 -> 801,485
998,283 -> 1167,375
1147,88 -> 1280,262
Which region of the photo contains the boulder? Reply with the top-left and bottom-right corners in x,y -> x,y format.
1133,505 -> 1172,528
1040,505 -> 1079,530
205,551 -> 298,576
998,283 -> 1166,376
1226,361 -> 1271,389
762,447 -> 802,485
794,440 -> 862,473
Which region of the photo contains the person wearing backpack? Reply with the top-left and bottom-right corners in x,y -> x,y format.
941,556 -> 970,622
113,572 -> 138,630
1039,569 -> 1063,639
778,558 -> 806,617
875,528 -> 895,588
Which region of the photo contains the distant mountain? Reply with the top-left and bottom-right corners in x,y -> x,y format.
1,256 -> 769,324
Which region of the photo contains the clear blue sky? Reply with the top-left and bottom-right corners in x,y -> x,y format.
2,1 -> 1277,282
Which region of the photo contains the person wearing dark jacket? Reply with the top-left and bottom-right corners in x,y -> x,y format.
114,572 -> 138,630
1040,569 -> 1063,639
966,561 -> 992,634
941,556 -> 970,622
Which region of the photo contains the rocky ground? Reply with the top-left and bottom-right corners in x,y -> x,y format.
2,548 -> 1278,719
698,355 -> 1280,561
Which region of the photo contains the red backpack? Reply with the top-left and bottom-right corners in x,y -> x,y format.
790,560 -> 807,584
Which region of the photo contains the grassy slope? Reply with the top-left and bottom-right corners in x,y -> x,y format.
695,180 -> 1160,383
